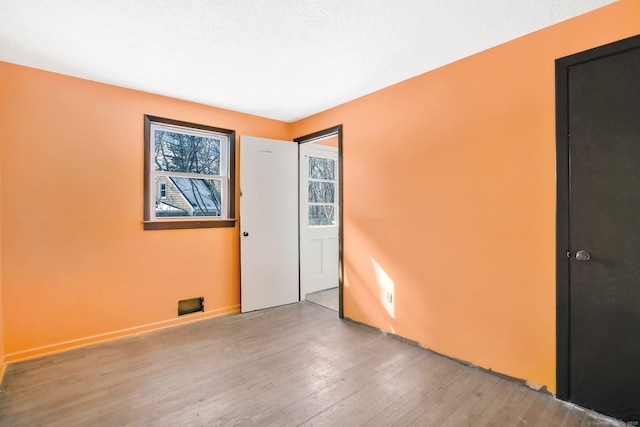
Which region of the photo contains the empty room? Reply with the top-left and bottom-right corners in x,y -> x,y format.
1,0 -> 639,425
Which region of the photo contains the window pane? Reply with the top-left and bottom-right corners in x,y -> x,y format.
155,130 -> 221,175
309,205 -> 335,226
308,181 -> 335,203
155,176 -> 222,218
309,157 -> 335,180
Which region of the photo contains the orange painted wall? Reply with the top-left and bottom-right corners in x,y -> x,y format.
0,62 -> 289,360
290,0 -> 640,393
0,74 -> 4,377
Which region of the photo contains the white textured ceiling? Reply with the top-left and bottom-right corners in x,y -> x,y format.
0,0 -> 616,122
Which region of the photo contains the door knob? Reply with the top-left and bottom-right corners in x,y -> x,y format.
243,232 -> 249,237
575,250 -> 591,262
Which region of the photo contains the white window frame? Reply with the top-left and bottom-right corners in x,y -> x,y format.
308,154 -> 338,228
159,182 -> 167,199
144,115 -> 236,230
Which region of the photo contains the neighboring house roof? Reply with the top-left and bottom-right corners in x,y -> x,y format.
169,177 -> 220,215
156,201 -> 188,215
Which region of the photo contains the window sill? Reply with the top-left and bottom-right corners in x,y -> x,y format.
143,219 -> 236,230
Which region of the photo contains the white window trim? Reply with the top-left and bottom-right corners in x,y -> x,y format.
307,154 -> 339,228
159,182 -> 167,199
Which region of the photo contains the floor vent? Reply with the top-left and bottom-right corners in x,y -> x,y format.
178,297 -> 204,316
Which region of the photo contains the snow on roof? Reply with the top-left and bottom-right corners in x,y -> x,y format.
170,177 -> 220,215
156,202 -> 187,213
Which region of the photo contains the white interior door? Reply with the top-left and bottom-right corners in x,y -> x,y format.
300,143 -> 339,298
240,136 -> 299,313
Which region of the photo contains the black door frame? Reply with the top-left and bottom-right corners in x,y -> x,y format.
294,125 -> 344,319
555,34 -> 640,401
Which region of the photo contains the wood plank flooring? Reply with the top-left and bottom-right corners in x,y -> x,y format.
304,288 -> 339,312
0,302 -> 626,426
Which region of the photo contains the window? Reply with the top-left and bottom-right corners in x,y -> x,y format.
144,115 -> 236,230
308,155 -> 337,226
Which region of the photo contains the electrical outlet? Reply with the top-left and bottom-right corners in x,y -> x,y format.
386,292 -> 393,303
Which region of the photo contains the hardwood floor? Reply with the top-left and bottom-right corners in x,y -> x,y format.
0,302 -> 626,426
305,287 -> 339,312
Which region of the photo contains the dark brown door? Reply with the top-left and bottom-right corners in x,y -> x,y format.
557,35 -> 640,423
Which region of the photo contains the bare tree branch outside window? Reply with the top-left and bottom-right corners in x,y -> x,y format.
153,130 -> 224,218
308,156 -> 337,226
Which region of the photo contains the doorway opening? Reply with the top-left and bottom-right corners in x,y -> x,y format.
295,126 -> 343,318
